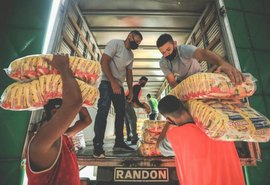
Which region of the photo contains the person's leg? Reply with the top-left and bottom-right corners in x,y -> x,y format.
149,113 -> 158,120
112,88 -> 134,151
93,81 -> 112,156
128,106 -> 138,144
124,101 -> 131,141
149,113 -> 155,120
153,113 -> 158,120
111,87 -> 126,144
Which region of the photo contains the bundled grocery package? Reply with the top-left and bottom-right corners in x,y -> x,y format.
138,120 -> 167,157
141,130 -> 160,144
1,74 -> 99,110
137,141 -> 162,157
72,131 -> 86,151
171,73 -> 256,101
4,54 -> 101,85
187,99 -> 270,142
141,120 -> 166,133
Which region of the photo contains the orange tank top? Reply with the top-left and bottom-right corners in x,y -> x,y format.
26,135 -> 80,185
167,124 -> 245,185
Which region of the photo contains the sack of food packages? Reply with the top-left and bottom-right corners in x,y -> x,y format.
4,54 -> 101,85
141,129 -> 160,144
137,141 -> 162,157
142,120 -> 167,133
171,73 -> 256,101
72,131 -> 86,151
1,74 -> 99,110
187,99 -> 270,142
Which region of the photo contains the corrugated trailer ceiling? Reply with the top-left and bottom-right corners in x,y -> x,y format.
78,0 -> 214,98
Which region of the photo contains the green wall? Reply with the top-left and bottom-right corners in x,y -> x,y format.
0,0 -> 51,184
224,0 -> 270,185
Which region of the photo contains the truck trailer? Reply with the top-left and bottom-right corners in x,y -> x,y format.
0,0 -> 270,184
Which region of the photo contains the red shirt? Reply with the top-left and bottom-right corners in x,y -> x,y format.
26,135 -> 80,185
167,124 -> 245,185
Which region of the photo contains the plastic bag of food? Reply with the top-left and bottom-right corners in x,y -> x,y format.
137,141 -> 162,157
4,54 -> 101,85
171,73 -> 256,101
187,99 -> 270,142
142,120 -> 166,133
72,131 -> 86,151
141,129 -> 160,144
1,75 -> 99,110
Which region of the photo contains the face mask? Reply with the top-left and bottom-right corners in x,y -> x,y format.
165,48 -> 177,61
129,40 -> 139,50
140,82 -> 146,87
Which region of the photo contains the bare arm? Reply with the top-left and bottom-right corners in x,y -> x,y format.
166,73 -> 178,88
101,53 -> 121,94
156,123 -> 175,156
156,122 -> 170,148
193,48 -> 245,85
30,55 -> 82,170
65,107 -> 92,138
126,68 -> 133,102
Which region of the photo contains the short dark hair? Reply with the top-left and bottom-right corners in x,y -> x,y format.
158,95 -> 186,116
147,94 -> 151,98
130,30 -> 143,40
44,98 -> 62,121
156,33 -> 174,48
140,76 -> 148,81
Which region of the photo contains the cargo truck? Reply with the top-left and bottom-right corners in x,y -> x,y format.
1,0 -> 270,184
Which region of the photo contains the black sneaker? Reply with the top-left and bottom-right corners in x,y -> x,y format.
131,139 -> 139,145
113,142 -> 135,151
93,147 -> 105,158
126,136 -> 132,142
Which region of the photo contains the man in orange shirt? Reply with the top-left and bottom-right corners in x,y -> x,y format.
157,95 -> 246,185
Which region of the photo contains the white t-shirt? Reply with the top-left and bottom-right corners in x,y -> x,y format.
101,39 -> 134,85
159,45 -> 201,83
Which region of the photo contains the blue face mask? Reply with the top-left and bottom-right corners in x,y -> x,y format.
165,48 -> 177,61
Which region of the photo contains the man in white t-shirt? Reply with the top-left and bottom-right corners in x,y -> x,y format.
157,33 -> 245,88
93,30 -> 143,158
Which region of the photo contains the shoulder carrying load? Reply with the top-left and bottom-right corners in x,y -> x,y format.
1,74 -> 99,111
171,73 -> 256,101
137,141 -> 162,157
142,120 -> 166,133
4,54 -> 101,85
187,99 -> 270,142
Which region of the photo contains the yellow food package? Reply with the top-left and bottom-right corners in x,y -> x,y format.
4,54 -> 101,86
171,73 -> 256,101
187,99 -> 270,142
1,75 -> 99,110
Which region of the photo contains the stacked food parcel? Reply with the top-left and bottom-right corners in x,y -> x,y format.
170,73 -> 270,142
1,54 -> 101,110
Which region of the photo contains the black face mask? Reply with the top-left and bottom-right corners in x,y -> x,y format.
165,48 -> 177,61
129,40 -> 139,50
140,82 -> 146,87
